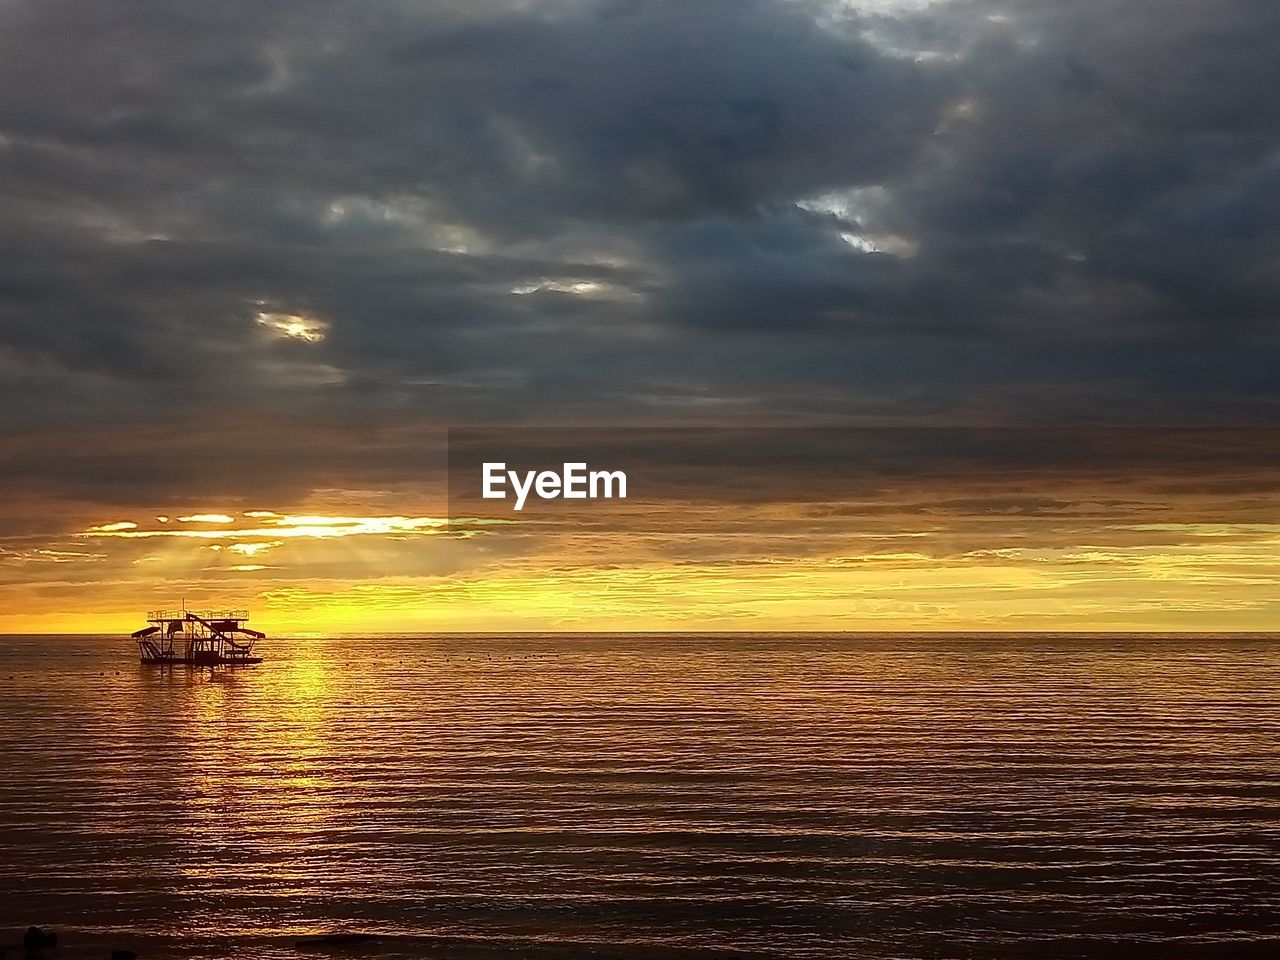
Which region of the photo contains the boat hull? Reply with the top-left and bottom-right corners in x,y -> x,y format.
140,655 -> 263,665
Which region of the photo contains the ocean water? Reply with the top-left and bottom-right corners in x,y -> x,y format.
0,633 -> 1278,959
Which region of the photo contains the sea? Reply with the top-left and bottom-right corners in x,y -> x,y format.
0,633 -> 1277,959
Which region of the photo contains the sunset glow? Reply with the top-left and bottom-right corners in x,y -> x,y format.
4,436 -> 1278,634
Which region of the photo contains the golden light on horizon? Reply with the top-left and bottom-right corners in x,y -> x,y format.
78,513 -> 452,541
8,511 -> 1279,635
3,432 -> 1278,636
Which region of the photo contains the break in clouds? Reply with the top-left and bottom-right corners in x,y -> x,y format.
1,0 -> 1279,509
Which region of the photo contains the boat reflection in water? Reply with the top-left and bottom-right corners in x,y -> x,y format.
131,608 -> 265,665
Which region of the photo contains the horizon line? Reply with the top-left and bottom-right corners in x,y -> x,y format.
6,629 -> 1280,638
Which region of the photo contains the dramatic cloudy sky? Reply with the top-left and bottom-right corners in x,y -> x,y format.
2,0 -> 1278,631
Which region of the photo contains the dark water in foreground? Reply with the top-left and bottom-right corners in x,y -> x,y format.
0,634 -> 1278,959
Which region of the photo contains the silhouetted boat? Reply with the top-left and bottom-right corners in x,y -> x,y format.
131,608 -> 265,665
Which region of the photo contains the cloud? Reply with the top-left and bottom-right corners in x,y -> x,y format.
0,0 -> 1278,626
2,0 -> 1276,440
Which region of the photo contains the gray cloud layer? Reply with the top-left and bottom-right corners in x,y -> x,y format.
1,0 -> 1278,508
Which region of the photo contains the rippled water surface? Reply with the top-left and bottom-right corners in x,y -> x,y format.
1,633 -> 1278,959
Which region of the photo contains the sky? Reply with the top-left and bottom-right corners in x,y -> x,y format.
1,0 -> 1278,632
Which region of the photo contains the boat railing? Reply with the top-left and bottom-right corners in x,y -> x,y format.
147,608 -> 250,622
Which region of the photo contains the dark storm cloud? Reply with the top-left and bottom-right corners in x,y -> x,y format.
1,0 -> 1278,517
